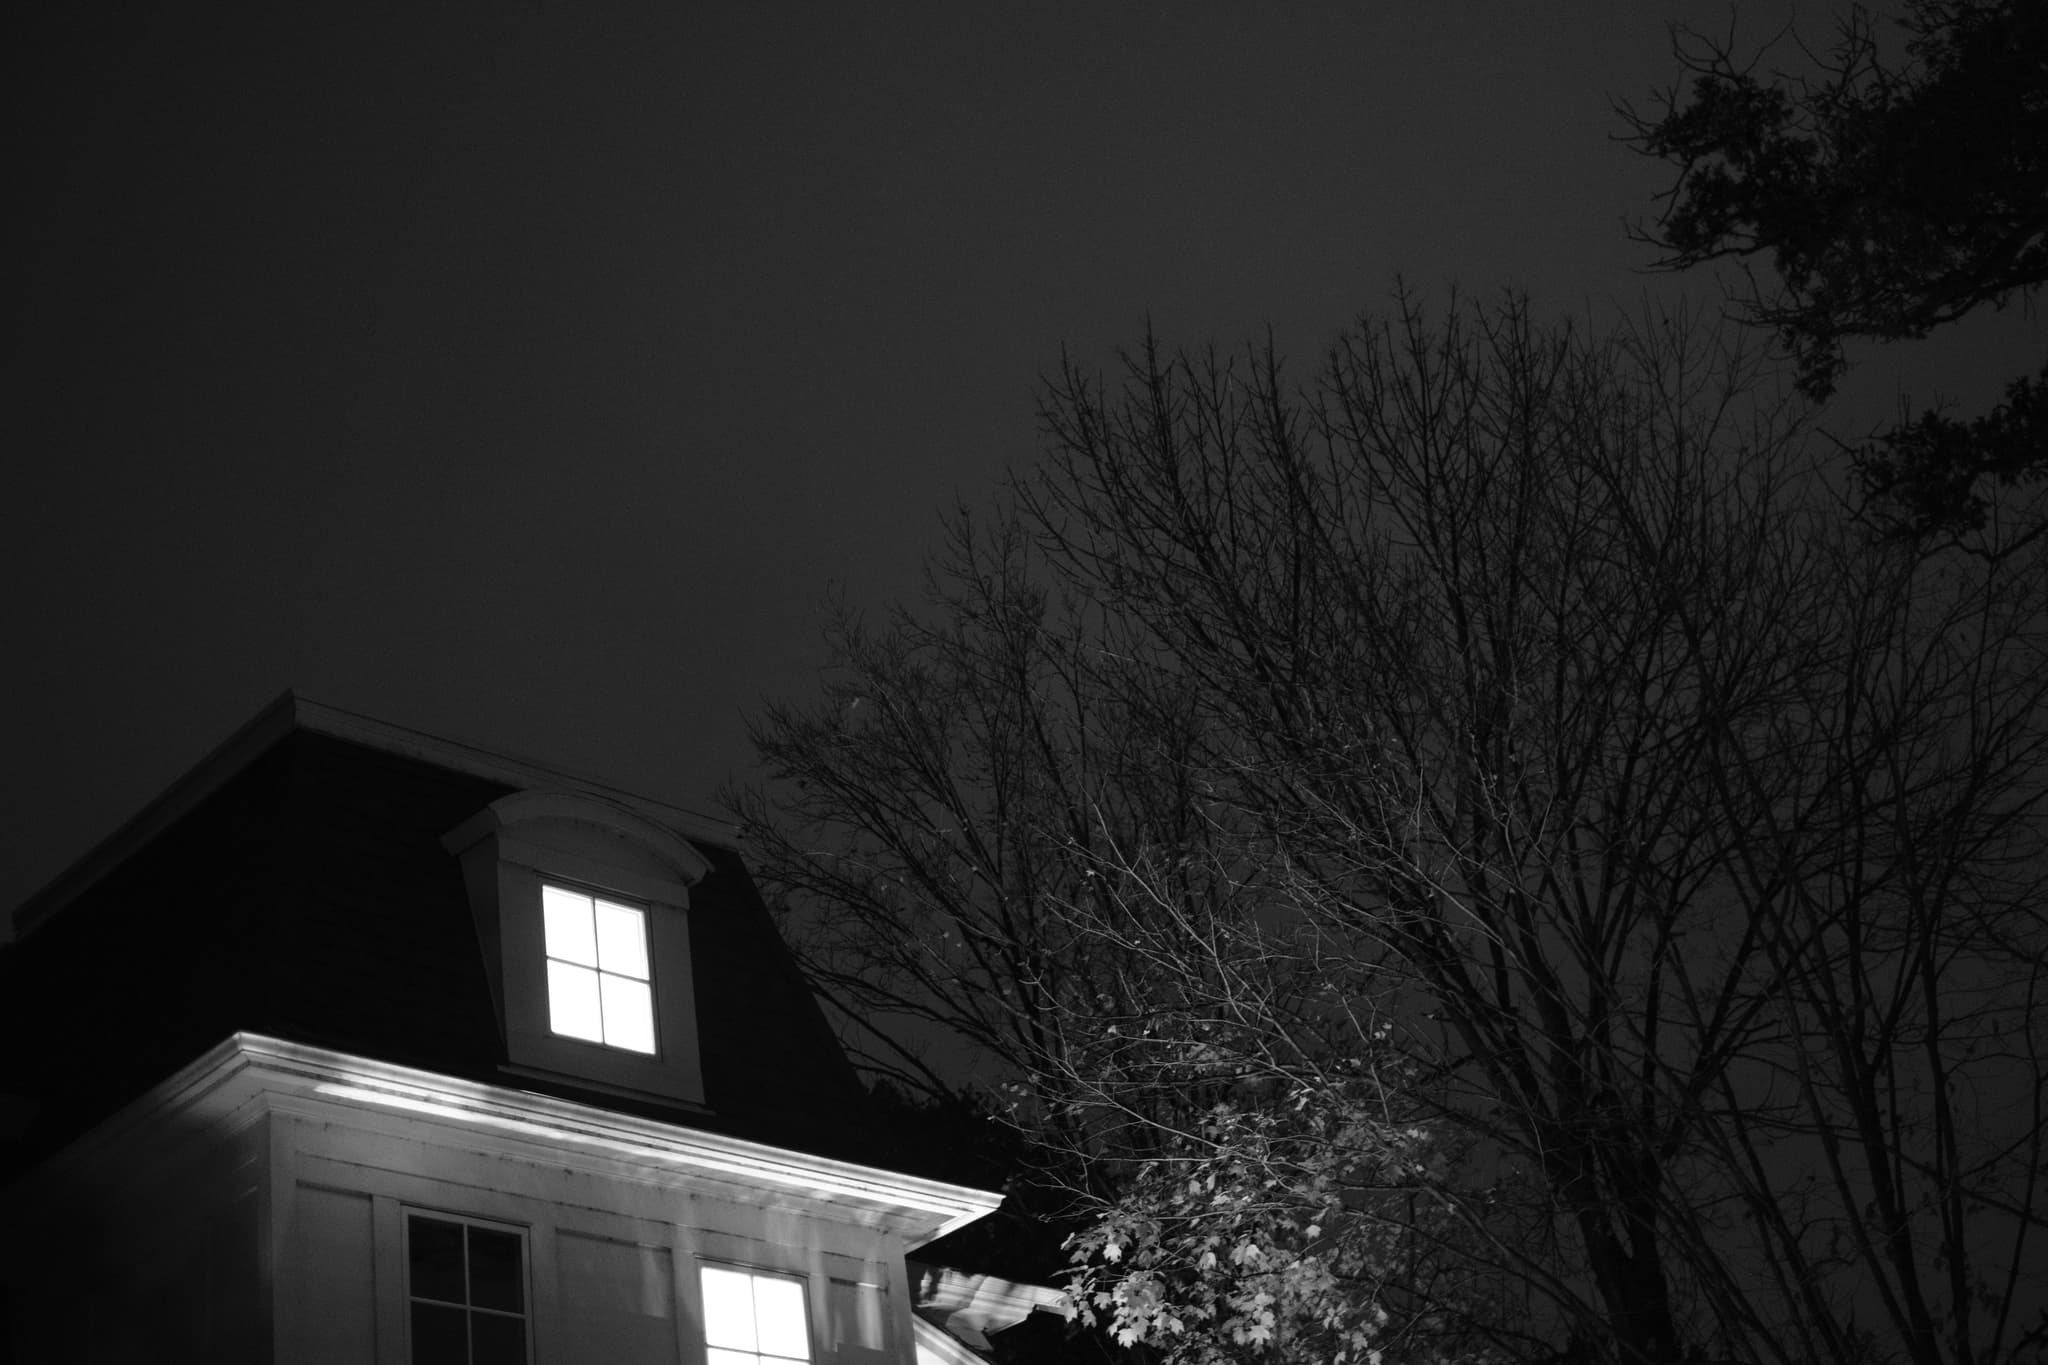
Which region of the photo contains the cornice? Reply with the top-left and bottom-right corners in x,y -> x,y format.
912,1264 -> 1071,1347
31,1033 -> 1002,1245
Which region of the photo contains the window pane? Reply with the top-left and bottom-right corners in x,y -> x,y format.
408,1216 -> 466,1305
701,1267 -> 759,1352
708,1349 -> 758,1365
594,899 -> 649,978
753,1274 -> 810,1361
547,960 -> 605,1043
410,1301 -> 468,1365
600,974 -> 656,1054
542,886 -> 598,967
468,1227 -> 524,1313
471,1309 -> 527,1365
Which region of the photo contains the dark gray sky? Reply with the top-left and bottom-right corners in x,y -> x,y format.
7,1 -> 2035,925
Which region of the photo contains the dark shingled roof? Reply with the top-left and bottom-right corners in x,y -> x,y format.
0,698 -> 901,1181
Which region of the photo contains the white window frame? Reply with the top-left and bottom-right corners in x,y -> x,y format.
444,791 -> 709,1107
540,882 -> 658,1054
700,1262 -> 815,1365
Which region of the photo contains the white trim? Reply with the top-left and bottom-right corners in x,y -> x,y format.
911,1265 -> 1070,1349
25,1033 -> 1003,1245
294,699 -> 732,843
445,790 -> 714,887
913,1316 -> 994,1365
444,790 -> 709,1105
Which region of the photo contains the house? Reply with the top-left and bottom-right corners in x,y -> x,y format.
0,695 -> 1063,1363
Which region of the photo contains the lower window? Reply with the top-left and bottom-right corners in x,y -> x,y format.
702,1265 -> 812,1365
407,1212 -> 530,1365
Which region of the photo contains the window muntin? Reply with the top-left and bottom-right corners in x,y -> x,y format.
407,1213 -> 529,1365
702,1266 -> 812,1365
542,885 -> 656,1054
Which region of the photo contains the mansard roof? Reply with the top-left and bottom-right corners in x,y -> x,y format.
0,694 -> 896,1177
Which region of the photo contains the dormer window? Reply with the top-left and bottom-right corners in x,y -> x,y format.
443,790 -> 711,1107
542,885 -> 656,1054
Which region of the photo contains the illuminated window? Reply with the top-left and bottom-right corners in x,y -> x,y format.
702,1266 -> 812,1365
407,1213 -> 528,1365
442,791 -> 708,1104
543,885 -> 656,1054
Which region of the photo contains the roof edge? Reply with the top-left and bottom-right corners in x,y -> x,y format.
289,697 -> 736,844
911,1264 -> 1072,1347
11,691 -> 738,937
15,1032 -> 1002,1243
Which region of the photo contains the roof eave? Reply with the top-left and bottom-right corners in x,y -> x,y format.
22,1032 -> 1004,1245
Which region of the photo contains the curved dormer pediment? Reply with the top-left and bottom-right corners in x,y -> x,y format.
443,788 -> 710,1108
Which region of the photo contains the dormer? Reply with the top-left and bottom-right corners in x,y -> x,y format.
443,788 -> 713,1108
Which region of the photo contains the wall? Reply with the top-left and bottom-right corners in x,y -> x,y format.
270,1103 -> 906,1365
3,1107 -> 270,1363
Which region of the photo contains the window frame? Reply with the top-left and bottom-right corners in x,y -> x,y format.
540,881 -> 659,1055
403,1208 -> 532,1365
699,1262 -> 817,1365
444,791 -> 709,1107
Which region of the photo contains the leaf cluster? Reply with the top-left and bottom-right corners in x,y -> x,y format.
1065,1084 -> 1496,1365
1627,0 -> 2046,400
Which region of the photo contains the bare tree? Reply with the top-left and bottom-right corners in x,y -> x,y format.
733,511 -> 1500,1359
1025,293 -> 2048,1364
728,515 -> 1292,1171
739,292 -> 2048,1363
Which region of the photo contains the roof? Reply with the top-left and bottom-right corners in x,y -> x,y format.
26,1032 -> 1001,1246
911,1265 -> 1071,1350
13,692 -> 736,938
0,693 -> 907,1177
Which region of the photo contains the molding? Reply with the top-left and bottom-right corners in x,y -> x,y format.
912,1264 -> 1071,1348
294,698 -> 735,845
17,1033 -> 1003,1245
912,1316 -> 995,1365
443,789 -> 713,887
494,1063 -> 715,1114
443,790 -> 709,1105
12,690 -> 736,937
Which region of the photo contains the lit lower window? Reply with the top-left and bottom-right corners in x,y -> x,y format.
703,1266 -> 812,1365
407,1213 -> 528,1365
542,885 -> 656,1054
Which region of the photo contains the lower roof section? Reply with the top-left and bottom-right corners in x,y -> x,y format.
912,1265 -> 1072,1350
30,1031 -> 1003,1247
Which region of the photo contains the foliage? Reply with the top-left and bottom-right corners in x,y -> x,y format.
1626,0 -> 2045,397
1067,1089 -> 1413,1365
1064,1067 -> 1535,1365
1624,0 -> 2046,535
1855,360 -> 2048,540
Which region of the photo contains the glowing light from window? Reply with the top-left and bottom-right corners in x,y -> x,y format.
704,1266 -> 811,1365
543,886 -> 655,1054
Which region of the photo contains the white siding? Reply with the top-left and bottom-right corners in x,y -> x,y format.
557,1231 -> 678,1363
280,1185 -> 377,1364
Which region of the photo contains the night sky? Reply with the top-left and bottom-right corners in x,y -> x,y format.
8,2 -> 2035,927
